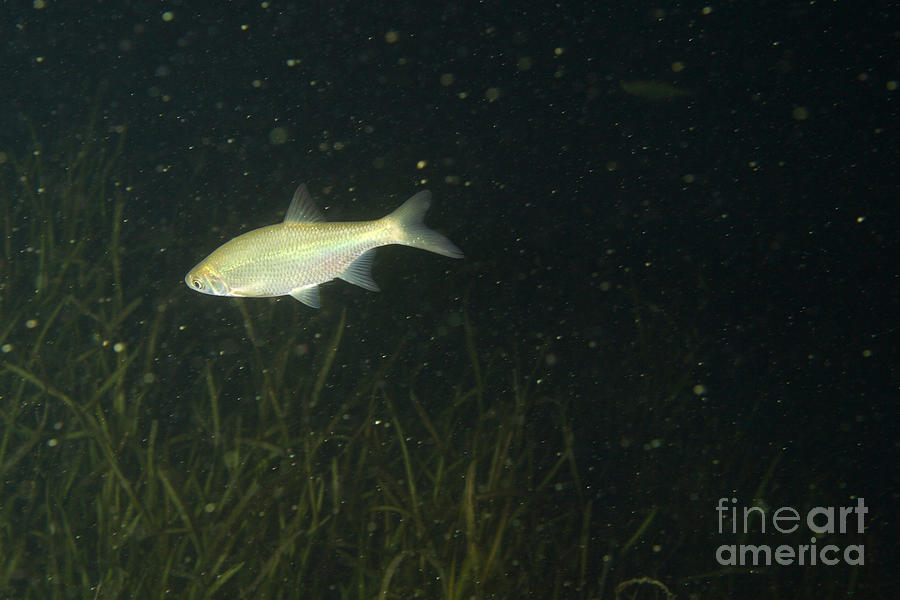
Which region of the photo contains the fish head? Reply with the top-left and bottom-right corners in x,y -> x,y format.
184,263 -> 230,296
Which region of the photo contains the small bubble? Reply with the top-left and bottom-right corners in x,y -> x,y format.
25,319 -> 38,329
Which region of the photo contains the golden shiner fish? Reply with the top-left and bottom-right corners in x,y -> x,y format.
184,183 -> 463,307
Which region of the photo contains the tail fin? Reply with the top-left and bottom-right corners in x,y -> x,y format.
386,191 -> 464,258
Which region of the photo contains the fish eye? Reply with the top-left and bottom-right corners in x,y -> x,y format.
191,279 -> 204,290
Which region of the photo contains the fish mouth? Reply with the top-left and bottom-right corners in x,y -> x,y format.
185,272 -> 206,292
185,266 -> 228,296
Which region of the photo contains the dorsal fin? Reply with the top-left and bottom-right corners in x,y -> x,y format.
284,184 -> 325,223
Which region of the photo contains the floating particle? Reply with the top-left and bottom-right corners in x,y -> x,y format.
792,106 -> 809,120
269,127 -> 289,145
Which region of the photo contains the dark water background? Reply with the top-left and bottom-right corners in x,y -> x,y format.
1,0 -> 896,596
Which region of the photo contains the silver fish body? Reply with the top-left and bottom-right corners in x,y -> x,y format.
185,184 -> 463,307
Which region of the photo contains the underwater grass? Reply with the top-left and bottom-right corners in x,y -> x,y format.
0,120 -> 876,599
0,125 -> 598,599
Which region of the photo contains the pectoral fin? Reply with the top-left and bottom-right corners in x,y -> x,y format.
290,286 -> 321,308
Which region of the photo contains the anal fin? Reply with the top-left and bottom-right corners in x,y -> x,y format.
339,249 -> 380,292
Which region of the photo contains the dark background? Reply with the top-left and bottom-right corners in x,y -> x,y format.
2,0 -> 897,595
